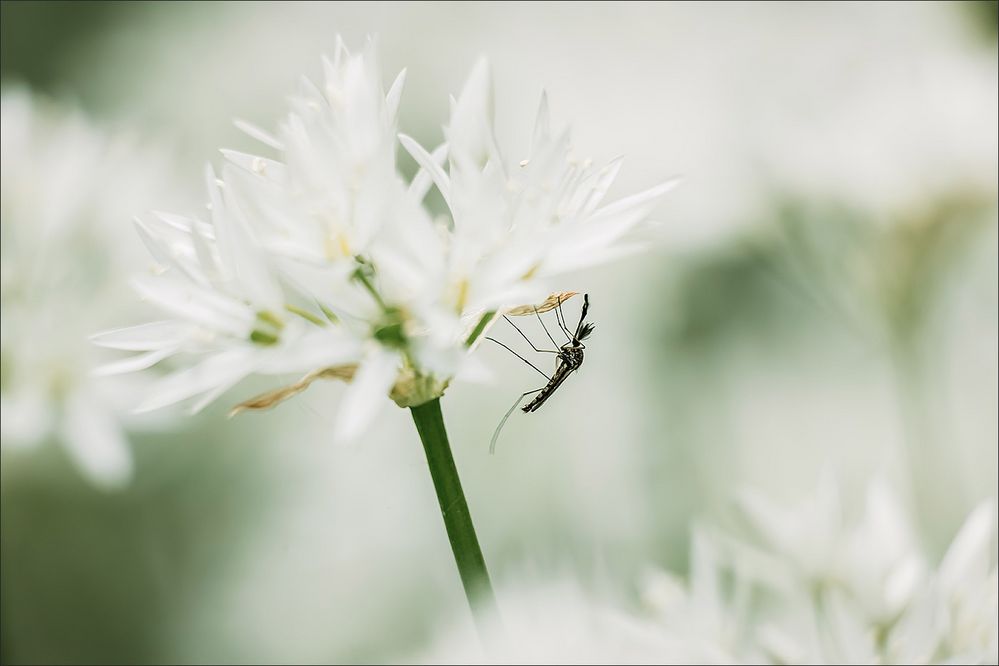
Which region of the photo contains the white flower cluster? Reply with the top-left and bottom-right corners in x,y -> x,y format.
1,91 -> 178,488
417,479 -> 997,665
94,39 -> 675,438
640,478 -> 998,665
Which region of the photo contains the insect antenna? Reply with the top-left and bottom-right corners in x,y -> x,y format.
490,388 -> 543,454
574,293 -> 591,339
485,337 -> 550,380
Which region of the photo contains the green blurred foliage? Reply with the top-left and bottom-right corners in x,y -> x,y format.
1,412 -> 279,664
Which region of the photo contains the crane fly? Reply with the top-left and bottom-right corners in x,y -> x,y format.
487,293 -> 594,453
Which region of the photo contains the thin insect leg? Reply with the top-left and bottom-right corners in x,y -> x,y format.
490,388 -> 543,454
485,337 -> 550,380
534,306 -> 560,349
503,315 -> 558,354
554,296 -> 572,342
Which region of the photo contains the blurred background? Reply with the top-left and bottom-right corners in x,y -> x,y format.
1,2 -> 996,663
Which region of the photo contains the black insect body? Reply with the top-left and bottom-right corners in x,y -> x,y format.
488,293 -> 594,452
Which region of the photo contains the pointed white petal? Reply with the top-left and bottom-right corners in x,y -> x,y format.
131,274 -> 250,336
580,157 -> 624,216
91,321 -> 195,351
135,348 -> 256,413
530,91 -> 551,159
385,68 -> 407,122
400,134 -> 452,210
93,347 -> 177,376
233,118 -> 284,150
408,142 -> 449,203
591,177 -> 680,222
938,500 -> 996,594
220,149 -> 284,178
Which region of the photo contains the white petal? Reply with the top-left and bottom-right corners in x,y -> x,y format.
135,348 -> 256,413
408,142 -> 449,203
334,349 -> 398,442
579,157 -> 624,216
91,320 -> 193,351
591,177 -> 680,223
133,216 -> 171,266
447,58 -> 494,170
59,389 -> 133,490
385,68 -> 407,122
233,118 -> 284,150
219,164 -> 284,308
938,500 -> 996,595
400,134 -> 452,210
204,163 -> 236,282
93,347 -> 177,376
529,91 -> 551,159
131,274 -> 250,336
220,149 -> 284,179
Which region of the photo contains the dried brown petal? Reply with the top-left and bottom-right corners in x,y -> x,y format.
228,364 -> 357,417
505,291 -> 580,316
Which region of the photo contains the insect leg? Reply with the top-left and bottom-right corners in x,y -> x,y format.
554,295 -> 573,342
534,306 -> 560,348
503,315 -> 558,354
490,388 -> 543,454
485,337 -> 551,380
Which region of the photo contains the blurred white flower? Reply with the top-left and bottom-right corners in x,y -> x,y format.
416,577 -> 698,665
97,39 -> 675,435
640,529 -> 757,663
0,91 -> 180,488
888,501 -> 998,665
715,477 -> 998,665
736,473 -> 928,624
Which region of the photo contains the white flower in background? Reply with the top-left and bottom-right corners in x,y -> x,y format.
640,529 -> 757,663
416,577 -> 697,665
97,39 -> 675,435
0,91 -> 179,488
735,473 -> 927,624
710,477 -> 998,665
416,488 -> 997,665
888,501 -> 998,665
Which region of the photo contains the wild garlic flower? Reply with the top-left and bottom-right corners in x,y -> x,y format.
97,39 -> 674,435
1,91 -> 178,488
94,167 -> 364,422
735,473 -> 927,625
719,478 -> 998,664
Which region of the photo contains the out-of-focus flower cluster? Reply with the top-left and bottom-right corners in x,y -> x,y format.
0,91 -> 180,488
94,39 -> 674,438
418,478 -> 997,665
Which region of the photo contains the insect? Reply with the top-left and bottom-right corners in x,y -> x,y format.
487,293 -> 594,453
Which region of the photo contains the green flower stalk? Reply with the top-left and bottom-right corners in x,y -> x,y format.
410,399 -> 498,629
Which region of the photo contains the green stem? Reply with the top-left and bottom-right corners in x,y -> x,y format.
353,266 -> 388,310
410,398 -> 498,632
465,310 -> 496,348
